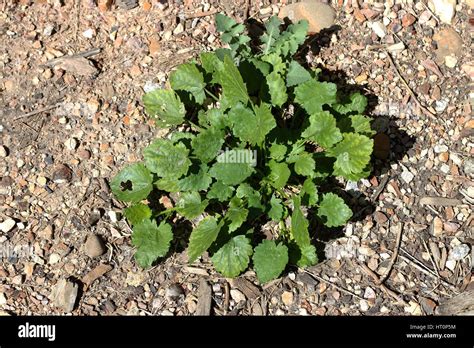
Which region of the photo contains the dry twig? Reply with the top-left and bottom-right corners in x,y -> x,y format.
301,269 -> 364,300
377,222 -> 403,284
385,51 -> 436,118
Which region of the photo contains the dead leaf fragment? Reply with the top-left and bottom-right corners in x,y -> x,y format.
55,57 -> 98,77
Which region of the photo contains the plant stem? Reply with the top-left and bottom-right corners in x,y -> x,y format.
205,88 -> 219,102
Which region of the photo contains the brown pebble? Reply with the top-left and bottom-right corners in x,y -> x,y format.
84,235 -> 106,258
77,148 -> 91,160
402,14 -> 416,27
374,211 -> 388,224
52,164 -> 73,183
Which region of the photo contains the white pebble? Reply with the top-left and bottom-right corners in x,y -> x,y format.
0,218 -> 16,233
371,21 -> 387,38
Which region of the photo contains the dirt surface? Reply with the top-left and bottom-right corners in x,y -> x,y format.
0,0 -> 473,316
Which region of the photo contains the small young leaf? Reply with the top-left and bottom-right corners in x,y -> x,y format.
271,20 -> 308,57
286,60 -> 311,87
266,71 -> 287,107
188,216 -> 222,263
211,235 -> 253,277
176,192 -> 208,219
236,184 -> 264,210
301,111 -> 342,148
143,139 -> 191,179
295,79 -> 337,114
200,52 -> 223,76
318,193 -> 352,227
326,133 -> 373,179
268,160 -> 291,189
291,196 -> 310,247
261,16 -> 281,53
293,153 -> 316,177
207,181 -> 235,201
333,92 -> 367,114
268,194 -> 284,221
269,143 -> 287,161
296,244 -> 318,267
111,163 -> 153,203
169,63 -> 206,103
142,89 -> 186,126
253,240 -> 288,283
191,127 -> 225,162
226,197 -> 249,232
349,115 -> 375,136
261,53 -> 285,74
302,178 -> 318,207
132,220 -> 173,268
124,203 -> 152,226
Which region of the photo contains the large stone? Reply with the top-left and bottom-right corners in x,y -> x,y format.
429,0 -> 456,24
51,279 -> 78,313
279,1 -> 336,34
433,28 -> 463,64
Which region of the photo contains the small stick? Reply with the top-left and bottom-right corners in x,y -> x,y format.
372,174 -> 390,201
399,249 -> 459,293
14,103 -> 61,121
184,9 -> 218,19
42,48 -> 102,68
421,0 -> 440,23
377,222 -> 403,284
359,262 -> 408,306
301,269 -> 365,300
385,51 -> 436,118
224,281 -> 230,315
421,237 -> 441,279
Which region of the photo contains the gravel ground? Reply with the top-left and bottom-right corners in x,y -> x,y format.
0,0 -> 472,316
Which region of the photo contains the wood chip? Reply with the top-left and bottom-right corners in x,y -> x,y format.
55,57 -> 98,76
436,289 -> 474,315
82,264 -> 113,287
229,278 -> 260,300
195,279 -> 212,316
419,196 -> 462,206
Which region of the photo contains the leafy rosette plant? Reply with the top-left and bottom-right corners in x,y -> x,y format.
111,14 -> 374,283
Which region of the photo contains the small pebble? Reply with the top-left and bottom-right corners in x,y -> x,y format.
0,145 -> 8,157
64,138 -> 78,151
371,21 -> 387,38
448,244 -> 470,261
230,289 -> 246,303
0,218 -> 16,233
281,291 -> 294,306
84,235 -> 106,258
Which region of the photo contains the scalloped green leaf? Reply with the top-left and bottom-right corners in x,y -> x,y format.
178,165 -> 212,192
170,63 -> 206,104
286,60 -> 311,87
327,133 -> 373,179
142,89 -> 186,126
269,143 -> 287,161
229,103 -> 276,145
268,160 -> 290,189
295,79 -> 337,114
318,193 -> 352,227
191,127 -> 225,163
111,164 -> 153,203
293,153 -> 315,177
302,178 -> 318,207
176,192 -> 208,219
207,181 -> 235,201
132,220 -> 173,268
211,235 -> 253,277
253,240 -> 288,283
268,194 -> 284,221
296,244 -> 318,267
236,183 -> 264,210
266,71 -> 287,107
209,151 -> 255,186
124,203 -> 152,226
188,216 -> 222,263
302,111 -> 342,148
143,139 -> 191,179
225,197 -> 249,232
